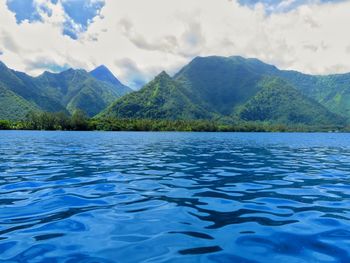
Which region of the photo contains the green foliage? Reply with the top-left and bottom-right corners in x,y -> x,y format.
23,110 -> 89,131
71,110 -> 89,130
2,56 -> 350,129
101,71 -> 212,120
174,56 -> 267,115
274,71 -> 350,119
3,113 -> 343,132
238,77 -> 345,125
0,62 -> 131,120
0,120 -> 11,130
0,84 -> 39,120
36,69 -> 127,117
102,56 -> 345,127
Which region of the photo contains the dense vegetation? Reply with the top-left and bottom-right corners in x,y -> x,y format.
238,78 -> 345,125
0,111 -> 345,132
0,83 -> 39,120
100,71 -> 213,120
101,57 -> 345,127
2,55 -> 350,131
0,61 -> 131,120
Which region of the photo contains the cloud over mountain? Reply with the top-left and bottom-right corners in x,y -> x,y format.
1,0 -> 350,89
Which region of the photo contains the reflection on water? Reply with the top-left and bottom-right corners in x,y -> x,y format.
0,131 -> 350,262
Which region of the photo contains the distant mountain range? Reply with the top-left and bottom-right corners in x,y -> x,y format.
101,56 -> 348,126
0,61 -> 132,119
2,55 -> 350,127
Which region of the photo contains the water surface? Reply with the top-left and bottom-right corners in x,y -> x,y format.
0,131 -> 350,262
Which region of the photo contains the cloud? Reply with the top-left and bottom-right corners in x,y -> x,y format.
0,30 -> 20,53
23,56 -> 70,72
5,0 -> 105,39
115,58 -> 148,89
119,18 -> 179,53
1,0 -> 350,89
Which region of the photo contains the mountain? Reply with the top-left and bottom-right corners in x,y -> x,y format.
101,71 -> 212,120
90,65 -> 132,95
0,61 -> 65,114
276,71 -> 350,118
35,68 -> 129,117
0,62 -> 131,119
173,56 -> 269,115
0,83 -> 39,120
175,55 -> 350,120
2,55 -> 350,126
238,77 -> 344,125
102,56 -> 347,126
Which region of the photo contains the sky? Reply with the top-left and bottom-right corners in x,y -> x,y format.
0,0 -> 350,89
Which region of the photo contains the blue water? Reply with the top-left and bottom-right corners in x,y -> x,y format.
0,131 -> 350,262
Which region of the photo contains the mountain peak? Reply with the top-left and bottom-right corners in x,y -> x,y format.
153,71 -> 173,85
90,65 -> 132,94
93,65 -> 109,72
90,65 -> 122,85
157,71 -> 170,78
90,65 -> 113,76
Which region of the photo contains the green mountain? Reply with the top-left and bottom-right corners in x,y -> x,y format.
2,55 -> 350,127
90,65 -> 132,95
276,71 -> 350,118
102,56 -> 347,126
175,56 -> 350,120
35,68 -> 129,117
0,83 -> 39,120
238,78 -> 344,125
173,56 -> 269,115
0,62 -> 131,119
101,71 -> 212,120
0,61 -> 65,114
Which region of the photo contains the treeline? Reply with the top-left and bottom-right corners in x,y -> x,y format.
0,111 -> 345,132
0,111 -> 90,131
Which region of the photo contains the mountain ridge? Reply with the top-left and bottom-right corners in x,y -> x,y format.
102,55 -> 349,126
2,56 -> 350,127
0,62 -> 132,119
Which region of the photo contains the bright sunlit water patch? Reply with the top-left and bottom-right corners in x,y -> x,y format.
0,131 -> 350,262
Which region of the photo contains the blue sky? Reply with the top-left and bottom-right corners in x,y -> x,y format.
6,0 -> 105,39
1,0 -> 350,88
239,0 -> 344,10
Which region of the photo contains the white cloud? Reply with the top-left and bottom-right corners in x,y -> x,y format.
0,0 -> 350,89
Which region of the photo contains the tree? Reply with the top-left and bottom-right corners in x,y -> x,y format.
71,109 -> 89,130
0,120 -> 11,130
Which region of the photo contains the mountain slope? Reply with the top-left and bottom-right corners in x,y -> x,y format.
276,71 -> 350,118
35,69 -> 126,117
238,78 -> 344,125
103,56 -> 344,126
101,71 -> 212,120
0,61 -> 129,119
0,83 -> 39,120
0,62 -> 65,113
175,55 -> 350,121
174,56 -> 267,115
1,55 -> 350,126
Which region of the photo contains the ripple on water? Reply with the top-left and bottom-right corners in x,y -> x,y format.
0,131 -> 350,262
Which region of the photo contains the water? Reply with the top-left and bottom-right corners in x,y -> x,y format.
0,131 -> 350,263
